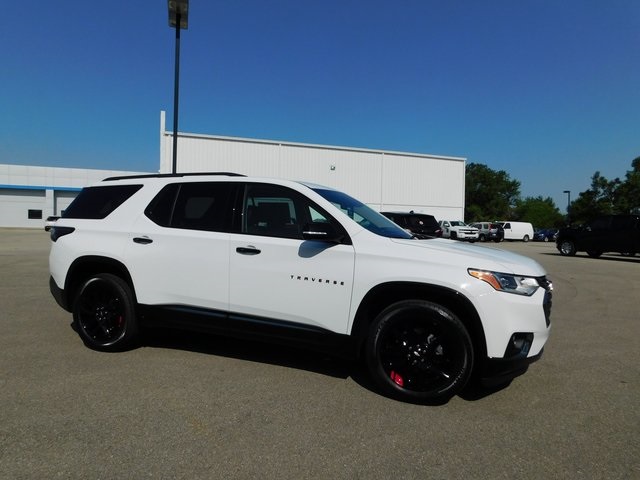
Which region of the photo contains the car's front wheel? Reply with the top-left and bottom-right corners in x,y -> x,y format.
72,273 -> 139,351
365,300 -> 473,404
558,240 -> 576,256
587,250 -> 603,258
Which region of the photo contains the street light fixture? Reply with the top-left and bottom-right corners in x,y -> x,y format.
168,0 -> 189,174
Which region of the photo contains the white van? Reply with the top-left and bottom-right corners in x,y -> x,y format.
499,221 -> 534,242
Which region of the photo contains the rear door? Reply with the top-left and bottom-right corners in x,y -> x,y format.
228,183 -> 356,334
126,181 -> 234,311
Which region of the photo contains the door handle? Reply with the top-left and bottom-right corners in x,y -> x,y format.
236,246 -> 261,255
133,236 -> 153,245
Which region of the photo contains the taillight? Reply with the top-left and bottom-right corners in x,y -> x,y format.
50,226 -> 75,242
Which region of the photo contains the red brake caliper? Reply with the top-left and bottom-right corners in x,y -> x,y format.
390,370 -> 404,387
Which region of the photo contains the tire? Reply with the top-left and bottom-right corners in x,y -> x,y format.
543,237 -> 549,242
479,234 -> 486,242
72,273 -> 138,351
586,250 -> 602,258
451,232 -> 458,240
558,240 -> 576,256
523,235 -> 530,242
364,300 -> 473,403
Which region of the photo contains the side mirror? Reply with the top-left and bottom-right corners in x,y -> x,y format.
302,222 -> 342,242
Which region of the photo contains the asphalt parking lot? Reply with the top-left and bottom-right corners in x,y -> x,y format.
1,229 -> 638,479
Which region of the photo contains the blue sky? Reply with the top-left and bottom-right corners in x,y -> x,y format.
2,1 -> 638,211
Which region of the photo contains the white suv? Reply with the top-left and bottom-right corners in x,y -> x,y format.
49,173 -> 552,403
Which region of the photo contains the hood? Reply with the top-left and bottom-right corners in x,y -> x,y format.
390,238 -> 546,276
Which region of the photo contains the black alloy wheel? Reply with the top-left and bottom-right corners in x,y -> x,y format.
73,273 -> 138,351
365,300 -> 473,403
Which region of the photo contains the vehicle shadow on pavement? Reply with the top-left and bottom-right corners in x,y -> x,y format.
140,328 -> 509,405
142,328 -> 356,380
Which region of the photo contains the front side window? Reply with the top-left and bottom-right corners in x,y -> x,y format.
312,187 -> 412,239
242,184 -> 317,239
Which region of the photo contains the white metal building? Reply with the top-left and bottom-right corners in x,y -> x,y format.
0,113 -> 466,229
0,164 -> 148,229
159,112 -> 466,220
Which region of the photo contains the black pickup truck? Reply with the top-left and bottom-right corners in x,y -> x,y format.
556,214 -> 640,257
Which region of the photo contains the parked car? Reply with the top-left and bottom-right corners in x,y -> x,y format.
48,173 -> 552,404
498,221 -> 534,242
470,222 -> 504,243
533,228 -> 558,242
556,214 -> 640,257
439,220 -> 479,242
381,211 -> 442,238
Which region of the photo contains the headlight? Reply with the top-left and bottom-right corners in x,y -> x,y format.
468,269 -> 540,296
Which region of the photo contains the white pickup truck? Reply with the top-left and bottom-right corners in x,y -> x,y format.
439,220 -> 479,242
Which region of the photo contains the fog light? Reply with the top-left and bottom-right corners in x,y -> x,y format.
504,333 -> 533,358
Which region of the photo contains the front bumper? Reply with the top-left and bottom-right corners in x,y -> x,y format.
479,349 -> 543,387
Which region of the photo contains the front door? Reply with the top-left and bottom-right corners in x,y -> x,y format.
228,183 -> 356,334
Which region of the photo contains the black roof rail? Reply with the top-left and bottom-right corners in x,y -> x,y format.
102,172 -> 245,181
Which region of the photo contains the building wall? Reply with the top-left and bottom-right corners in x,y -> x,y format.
0,164 -> 149,228
159,112 -> 466,220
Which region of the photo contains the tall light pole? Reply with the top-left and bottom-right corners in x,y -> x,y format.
168,0 -> 189,174
563,190 -> 571,223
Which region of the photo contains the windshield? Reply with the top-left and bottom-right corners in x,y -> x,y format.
450,221 -> 467,227
312,187 -> 413,239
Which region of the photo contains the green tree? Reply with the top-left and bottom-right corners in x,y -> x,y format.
614,156 -> 640,214
465,163 -> 520,222
570,172 -> 622,224
514,196 -> 564,228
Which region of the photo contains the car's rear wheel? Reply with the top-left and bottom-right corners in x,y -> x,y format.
523,235 -> 530,242
365,300 -> 473,404
558,240 -> 576,256
73,273 -> 138,351
479,234 -> 486,242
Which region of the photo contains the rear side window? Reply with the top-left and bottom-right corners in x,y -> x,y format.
145,182 -> 233,232
63,185 -> 142,219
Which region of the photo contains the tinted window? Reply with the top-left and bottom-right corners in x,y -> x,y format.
145,184 -> 179,227
63,185 -> 142,219
406,215 -> 438,230
242,184 -> 311,239
611,216 -> 630,230
589,217 -> 610,231
145,182 -> 233,232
